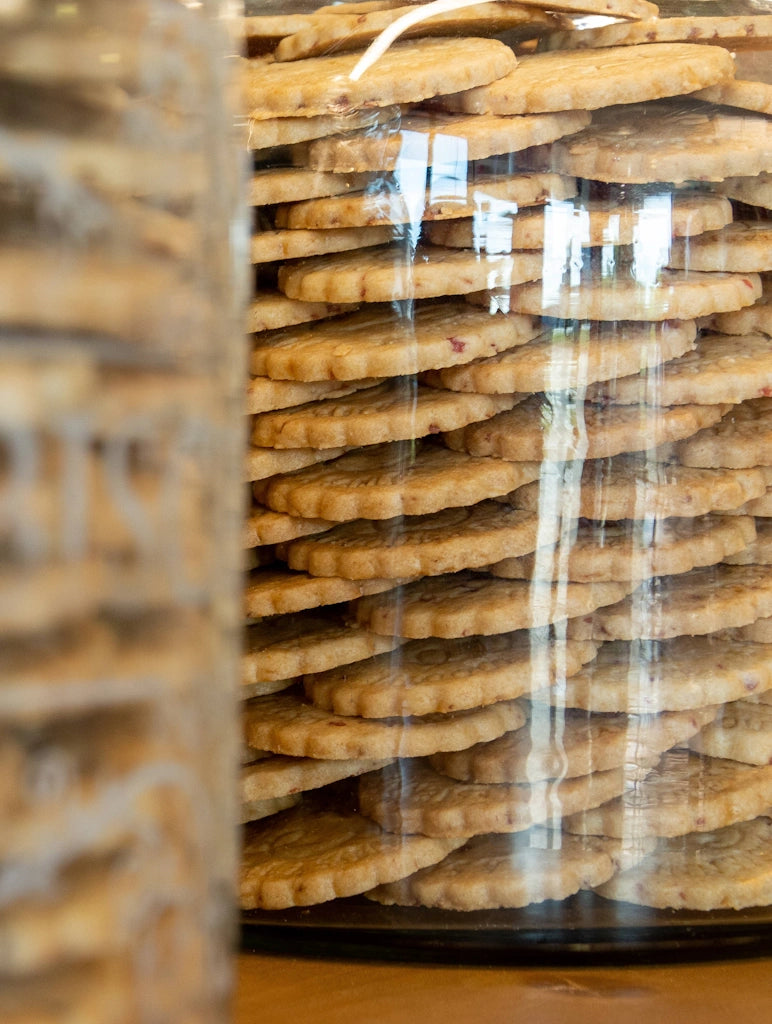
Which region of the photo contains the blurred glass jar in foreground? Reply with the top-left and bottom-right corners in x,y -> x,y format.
238,0 -> 772,956
0,1 -> 246,1018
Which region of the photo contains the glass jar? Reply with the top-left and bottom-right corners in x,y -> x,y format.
0,1 -> 247,1018
240,0 -> 772,962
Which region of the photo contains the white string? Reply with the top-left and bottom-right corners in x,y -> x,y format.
349,0 -> 505,81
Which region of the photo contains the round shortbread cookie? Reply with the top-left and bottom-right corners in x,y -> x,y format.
243,566 -> 404,618
676,397 -> 772,468
241,753 -> 392,802
240,803 -> 464,909
283,501 -> 550,580
244,444 -> 347,483
564,750 -> 772,839
303,631 -> 598,718
242,36 -> 518,119
303,110 -> 589,173
250,224 -> 392,264
249,167 -> 372,207
250,379 -> 520,450
354,570 -> 632,639
543,99 -> 772,184
585,333 -> 772,407
240,794 -> 300,825
444,396 -> 728,462
490,514 -> 757,584
427,191 -> 733,250
358,758 -> 627,838
243,506 -> 333,548
588,563 -> 772,642
540,14 -> 772,51
482,268 -> 763,321
247,291 -> 356,334
594,815 -> 772,911
439,43 -> 733,116
277,170 -> 578,224
694,78 -> 772,115
253,441 -> 542,522
688,699 -> 772,765
242,689 -> 526,759
667,222 -> 772,274
275,4 -> 563,62
723,517 -> 772,566
243,610 -> 402,684
716,173 -> 772,212
531,633 -> 772,713
430,704 -> 716,784
425,319 -> 697,395
367,827 -> 647,911
246,109 -> 397,150
246,375 -> 382,415
513,456 -> 768,520
250,301 -> 542,383
278,243 -> 543,304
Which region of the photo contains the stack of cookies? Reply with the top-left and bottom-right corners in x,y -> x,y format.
0,4 -> 243,1020
241,0 -> 772,919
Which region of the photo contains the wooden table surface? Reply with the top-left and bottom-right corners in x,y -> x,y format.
234,951 -> 772,1024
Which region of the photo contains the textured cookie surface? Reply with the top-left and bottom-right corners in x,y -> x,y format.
355,570 -> 631,639
303,631 -> 598,717
284,501 -> 548,580
241,803 -> 464,909
594,815 -> 772,911
430,704 -> 716,784
359,758 -> 627,837
489,514 -> 756,584
243,37 -> 518,118
367,827 -> 645,910
254,442 -> 542,521
250,302 -> 541,382
250,379 -> 519,450
278,244 -> 543,304
444,396 -> 727,462
440,44 -> 733,116
532,634 -> 772,714
243,688 -> 526,759
544,100 -> 772,184
303,110 -> 589,172
565,750 -> 772,839
427,319 -> 697,395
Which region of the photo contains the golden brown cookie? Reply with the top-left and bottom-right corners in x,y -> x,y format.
594,815 -> 772,911
424,319 -> 697,395
250,301 -> 541,382
532,633 -> 772,713
355,570 -> 632,639
243,688 -> 526,759
430,704 -> 716,784
253,441 -> 542,522
565,750 -> 772,839
240,803 -> 464,909
303,630 -> 598,717
441,43 -> 733,115
358,757 -> 627,837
